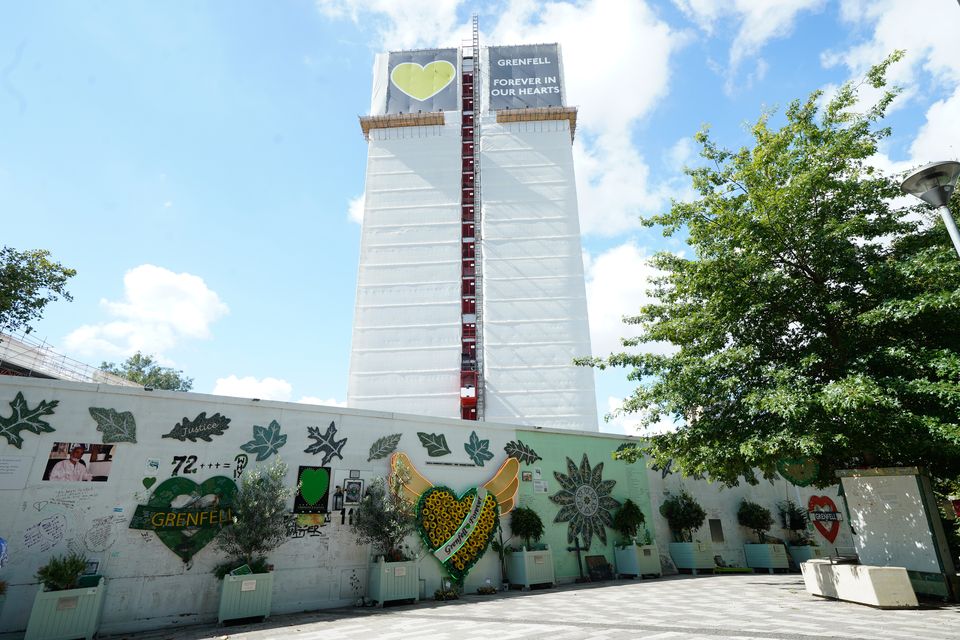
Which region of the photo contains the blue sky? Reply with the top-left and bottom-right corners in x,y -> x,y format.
3,1 -> 959,433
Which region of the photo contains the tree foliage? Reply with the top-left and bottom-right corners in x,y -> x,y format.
100,352 -> 193,391
350,466 -> 416,561
0,247 -> 76,334
583,52 -> 960,486
737,500 -> 774,543
659,491 -> 706,542
215,458 -> 294,568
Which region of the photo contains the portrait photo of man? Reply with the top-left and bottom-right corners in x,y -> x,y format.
42,443 -> 114,482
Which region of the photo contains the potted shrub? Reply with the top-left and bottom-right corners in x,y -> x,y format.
660,491 -> 713,574
505,506 -> 555,590
351,471 -> 419,607
612,499 -> 661,578
778,500 -> 823,565
738,500 -> 788,572
25,552 -> 105,640
214,458 -> 294,624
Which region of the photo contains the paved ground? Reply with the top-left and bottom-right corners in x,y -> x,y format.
106,573 -> 959,640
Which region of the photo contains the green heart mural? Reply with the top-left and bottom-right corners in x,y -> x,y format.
299,467 -> 329,506
129,476 -> 236,562
390,61 -> 456,101
415,486 -> 499,584
777,458 -> 819,487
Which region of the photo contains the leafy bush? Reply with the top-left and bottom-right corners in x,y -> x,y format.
659,491 -> 706,542
215,458 -> 295,575
434,587 -> 459,601
777,500 -> 812,545
509,506 -> 545,550
476,584 -> 498,595
612,499 -> 646,544
738,500 -> 774,543
35,553 -> 87,591
351,470 -> 416,562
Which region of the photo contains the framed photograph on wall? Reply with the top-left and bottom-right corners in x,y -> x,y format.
344,479 -> 365,506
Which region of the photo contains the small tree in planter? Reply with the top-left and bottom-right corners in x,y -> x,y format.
351,472 -> 419,606
214,459 -> 295,623
738,500 -> 788,572
660,491 -> 712,573
26,552 -> 106,640
612,499 -> 661,578
777,500 -> 811,545
659,491 -> 705,542
506,506 -> 554,589
737,500 -> 774,543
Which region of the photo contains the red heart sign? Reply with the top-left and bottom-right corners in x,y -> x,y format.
808,495 -> 840,543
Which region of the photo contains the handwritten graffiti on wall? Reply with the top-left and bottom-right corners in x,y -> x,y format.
169,455 -> 235,476
24,514 -> 67,552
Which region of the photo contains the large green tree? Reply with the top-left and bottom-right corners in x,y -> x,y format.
581,52 -> 960,486
100,352 -> 193,391
0,247 -> 76,334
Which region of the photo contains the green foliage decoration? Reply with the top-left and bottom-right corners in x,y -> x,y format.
367,433 -> 402,461
738,500 -> 775,543
350,471 -> 416,562
576,51 -> 960,487
35,552 -> 87,591
88,407 -> 136,443
659,491 -> 705,542
0,392 -> 57,449
417,432 -> 451,457
215,459 -> 294,572
504,440 -> 542,465
464,430 -> 493,466
0,246 -> 75,334
240,420 -> 287,461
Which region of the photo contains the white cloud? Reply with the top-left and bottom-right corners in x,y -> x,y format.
297,396 -> 348,407
347,193 -> 365,225
601,396 -> 680,436
674,0 -> 825,94
64,265 -> 228,359
213,375 -> 293,401
315,0 -> 464,49
584,242 -> 675,357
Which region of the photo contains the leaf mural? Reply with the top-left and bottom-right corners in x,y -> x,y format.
89,407 -> 137,443
304,421 -> 348,466
162,412 -> 231,442
417,432 -> 451,457
503,439 -> 542,465
367,433 -> 402,462
240,420 -> 288,461
464,430 -> 494,467
0,392 -> 58,449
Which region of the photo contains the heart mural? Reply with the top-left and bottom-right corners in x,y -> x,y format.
129,476 -> 237,562
808,495 -> 840,543
299,467 -> 330,506
390,61 -> 456,101
415,486 -> 499,583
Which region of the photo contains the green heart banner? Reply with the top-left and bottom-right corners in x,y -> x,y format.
416,486 -> 499,584
129,475 -> 236,562
777,458 -> 820,487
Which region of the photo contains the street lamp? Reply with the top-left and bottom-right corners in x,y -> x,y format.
900,160 -> 960,258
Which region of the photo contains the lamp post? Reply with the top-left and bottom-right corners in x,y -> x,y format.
900,160 -> 960,258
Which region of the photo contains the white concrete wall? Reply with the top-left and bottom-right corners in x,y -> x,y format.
647,466 -> 855,570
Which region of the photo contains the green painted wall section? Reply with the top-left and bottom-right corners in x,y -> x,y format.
512,432 -> 654,582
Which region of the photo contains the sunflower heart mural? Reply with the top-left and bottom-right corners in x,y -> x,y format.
391,452 -> 519,584
550,454 -> 620,549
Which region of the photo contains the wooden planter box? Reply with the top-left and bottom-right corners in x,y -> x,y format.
218,572 -> 274,624
787,544 -> 824,566
507,546 -> 555,590
368,558 -> 419,607
744,543 -> 790,572
614,543 -> 662,578
669,542 -> 714,574
25,576 -> 105,640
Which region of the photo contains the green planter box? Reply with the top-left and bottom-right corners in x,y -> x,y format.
743,543 -> 790,572
218,572 -> 274,624
787,545 -> 824,565
368,558 -> 419,607
668,542 -> 714,574
507,546 -> 555,590
25,576 -> 105,640
614,543 -> 662,578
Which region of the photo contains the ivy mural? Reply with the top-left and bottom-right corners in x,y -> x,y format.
89,407 -> 137,443
367,433 -> 402,462
417,432 -> 451,457
549,454 -> 620,549
0,391 -> 57,449
463,431 -> 493,467
162,412 -> 231,442
503,439 -> 541,465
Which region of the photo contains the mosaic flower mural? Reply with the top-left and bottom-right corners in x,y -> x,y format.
549,454 -> 620,549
